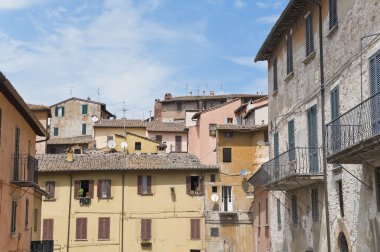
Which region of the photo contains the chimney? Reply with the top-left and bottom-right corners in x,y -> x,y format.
210,91 -> 215,96
190,91 -> 192,96
164,93 -> 172,100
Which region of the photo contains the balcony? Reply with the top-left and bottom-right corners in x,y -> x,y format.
249,147 -> 323,191
11,154 -> 38,186
326,92 -> 380,165
79,197 -> 91,205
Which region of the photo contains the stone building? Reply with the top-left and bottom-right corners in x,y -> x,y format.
251,0 -> 380,251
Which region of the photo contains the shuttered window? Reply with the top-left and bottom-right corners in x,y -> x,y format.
190,219 -> 200,240
274,132 -> 279,178
74,180 -> 94,199
222,148 -> 232,162
43,219 -> 54,240
155,135 -> 162,143
273,58 -> 278,91
98,217 -> 110,240
291,195 -> 298,224
287,34 -> 293,74
46,181 -> 55,199
331,87 -> 340,120
10,200 -> 17,234
53,128 -> 59,137
288,120 -> 295,161
141,219 -> 152,240
307,105 -> 319,173
138,176 -> 152,195
338,181 -> 344,217
98,180 -> 111,198
305,13 -> 314,57
76,218 -> 87,240
34,209 -> 38,232
25,198 -> 29,228
311,189 -> 319,222
186,176 -> 204,195
82,123 -> 87,135
258,201 -> 261,226
265,197 -> 269,225
210,227 -> 219,237
329,0 -> 338,30
0,108 -> 2,144
82,104 -> 88,115
277,199 -> 281,226
55,106 -> 65,117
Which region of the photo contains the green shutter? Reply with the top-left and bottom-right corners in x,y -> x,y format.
288,120 -> 295,161
54,128 -> 58,136
82,104 -> 88,115
82,124 -> 86,135
330,87 -> 341,153
55,107 -> 58,117
62,107 -> 65,116
308,106 -> 318,173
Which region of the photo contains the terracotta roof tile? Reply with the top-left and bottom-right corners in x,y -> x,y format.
217,124 -> 268,131
47,135 -> 93,145
160,94 -> 265,103
94,119 -> 147,128
146,122 -> 187,132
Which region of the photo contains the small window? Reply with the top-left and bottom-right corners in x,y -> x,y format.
10,200 -> 17,235
209,124 -> 217,136
329,0 -> 338,30
55,106 -> 64,117
98,180 -> 111,198
82,104 -> 88,115
43,219 -> 54,240
82,123 -> 87,135
265,197 -> 268,225
287,34 -> 293,74
264,131 -> 269,143
76,218 -> 87,240
291,195 -> 298,224
311,189 -> 319,221
190,176 -> 201,193
53,128 -> 59,137
98,217 -> 110,240
46,181 -> 55,199
210,227 -> 219,237
141,219 -> 152,240
212,186 -> 218,193
273,58 -> 278,92
138,175 -> 152,195
338,232 -> 349,252
222,148 -> 232,163
25,198 -> 29,228
277,199 -> 281,226
338,180 -> 344,217
210,174 -> 216,182
224,132 -> 233,138
176,102 -> 182,111
135,142 -> 142,151
305,13 -> 314,57
155,135 -> 162,143
190,219 -> 200,240
107,136 -> 114,142
190,250 -> 201,252
226,118 -> 233,124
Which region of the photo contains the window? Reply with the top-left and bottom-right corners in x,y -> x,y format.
226,118 -> 233,124
82,104 -> 88,115
0,108 -> 2,144
46,181 -> 55,199
98,180 -> 111,198
53,127 -> 59,137
187,176 -> 204,195
287,34 -> 294,74
175,135 -> 182,152
329,0 -> 338,30
209,124 -> 217,136
98,217 -> 110,240
291,195 -> 298,224
308,105 -> 319,173
10,200 -> 17,235
222,148 -> 232,163
43,219 -> 54,240
376,169 -> 380,211
305,13 -> 314,57
34,209 -> 38,232
277,199 -> 281,226
155,135 -> 162,143
75,180 -> 94,198
331,87 -> 340,120
258,201 -> 261,226
190,219 -> 200,240
338,232 -> 349,252
224,132 -> 233,138
338,180 -> 344,217
55,106 -> 64,117
210,227 -> 219,237
265,197 -> 269,225
176,102 -> 182,111
135,142 -> 142,151
13,127 -> 20,180
24,198 -> 29,228
288,120 -> 295,161
138,175 -> 152,195
210,174 -> 216,182
311,189 -> 319,221
264,131 -> 269,143
273,58 -> 278,92
107,136 -> 114,142
141,219 -> 152,240
76,218 -> 87,240
212,186 -> 218,193
82,123 -> 86,135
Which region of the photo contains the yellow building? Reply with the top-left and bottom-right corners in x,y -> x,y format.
103,132 -> 161,154
37,152 -> 218,252
204,124 -> 269,252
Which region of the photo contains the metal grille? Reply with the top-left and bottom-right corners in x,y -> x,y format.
291,195 -> 298,224
329,0 -> 338,30
287,34 -> 293,74
311,189 -> 319,222
210,227 -> 219,237
305,13 -> 314,57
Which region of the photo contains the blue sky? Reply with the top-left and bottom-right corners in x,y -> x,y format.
0,0 -> 287,118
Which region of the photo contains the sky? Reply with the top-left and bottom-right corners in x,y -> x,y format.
0,0 -> 287,118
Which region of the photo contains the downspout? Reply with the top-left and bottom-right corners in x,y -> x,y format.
121,172 -> 125,252
310,1 -> 332,251
67,173 -> 73,252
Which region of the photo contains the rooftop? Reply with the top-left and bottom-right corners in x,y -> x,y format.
94,119 -> 147,128
50,97 -> 115,117
37,152 -> 219,172
146,121 -> 188,132
160,93 -> 265,103
217,124 -> 268,132
47,135 -> 93,145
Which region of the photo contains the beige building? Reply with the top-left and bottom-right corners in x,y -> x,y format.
0,73 -> 49,252
28,104 -> 51,154
37,152 -> 218,252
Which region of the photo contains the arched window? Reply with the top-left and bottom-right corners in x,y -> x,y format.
338,232 -> 349,252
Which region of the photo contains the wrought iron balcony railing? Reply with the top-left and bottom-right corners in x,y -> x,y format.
250,147 -> 323,190
11,154 -> 39,184
326,91 -> 380,158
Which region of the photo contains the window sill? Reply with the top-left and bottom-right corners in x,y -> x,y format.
303,51 -> 316,65
98,239 -> 110,241
332,166 -> 342,174
139,193 -> 153,196
10,233 -> 18,238
98,196 -> 113,200
272,89 -> 278,97
327,24 -> 338,38
75,239 -> 88,241
43,198 -> 56,202
284,71 -> 294,82
189,192 -> 204,196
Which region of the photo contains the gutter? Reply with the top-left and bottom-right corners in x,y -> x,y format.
67,173 -> 73,252
121,172 -> 125,252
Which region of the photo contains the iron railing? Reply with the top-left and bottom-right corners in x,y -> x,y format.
11,154 -> 38,184
250,147 -> 323,188
30,240 -> 54,252
326,91 -> 380,156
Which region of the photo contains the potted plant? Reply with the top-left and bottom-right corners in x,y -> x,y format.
78,188 -> 84,197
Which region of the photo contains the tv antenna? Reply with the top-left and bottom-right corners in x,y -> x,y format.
67,86 -> 76,97
96,88 -> 100,102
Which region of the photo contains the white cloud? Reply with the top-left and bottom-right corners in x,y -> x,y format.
255,1 -> 283,9
256,14 -> 280,24
234,0 -> 245,8
226,56 -> 267,71
0,0 -> 45,10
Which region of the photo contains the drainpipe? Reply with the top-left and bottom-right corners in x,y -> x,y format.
121,172 -> 125,252
67,173 -> 73,252
310,1 -> 331,251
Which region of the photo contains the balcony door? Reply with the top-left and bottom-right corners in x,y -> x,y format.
308,105 -> 319,173
369,52 -> 380,135
221,186 -> 233,212
175,136 -> 182,152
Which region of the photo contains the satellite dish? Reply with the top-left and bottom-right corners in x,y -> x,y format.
120,142 -> 128,149
107,140 -> 116,149
91,115 -> 99,122
240,169 -> 248,177
211,193 -> 219,202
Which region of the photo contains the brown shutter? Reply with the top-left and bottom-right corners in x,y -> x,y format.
199,176 -> 204,195
146,219 -> 151,240
137,176 -> 142,194
97,180 -> 102,198
98,218 -> 102,239
76,218 -> 81,239
195,219 -> 200,239
141,219 -> 146,239
105,217 -> 110,239
74,181 -> 80,199
83,218 -> 87,239
43,219 -> 48,240
107,180 -> 111,198
186,176 -> 191,194
89,180 -> 94,198
49,220 -> 54,240
190,219 -> 195,239
147,176 -> 152,194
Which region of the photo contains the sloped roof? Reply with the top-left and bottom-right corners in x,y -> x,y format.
47,135 -> 93,145
191,98 -> 240,120
50,97 -> 115,117
146,122 -> 188,132
0,73 -> 48,137
160,94 -> 265,103
217,124 -> 268,132
94,119 -> 147,128
28,103 -> 52,117
37,153 -> 218,172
